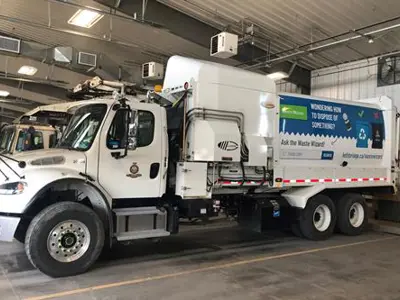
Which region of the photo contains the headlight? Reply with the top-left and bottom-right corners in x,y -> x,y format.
0,182 -> 27,195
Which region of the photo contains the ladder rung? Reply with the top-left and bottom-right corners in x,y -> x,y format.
116,229 -> 170,241
113,206 -> 165,216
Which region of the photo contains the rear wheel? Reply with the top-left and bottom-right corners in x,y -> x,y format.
25,201 -> 104,277
336,193 -> 367,236
299,194 -> 336,240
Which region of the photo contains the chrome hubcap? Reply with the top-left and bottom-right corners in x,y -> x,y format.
313,204 -> 331,232
47,220 -> 91,263
349,202 -> 364,228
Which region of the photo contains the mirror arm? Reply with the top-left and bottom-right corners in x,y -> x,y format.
120,109 -> 130,159
112,107 -> 131,160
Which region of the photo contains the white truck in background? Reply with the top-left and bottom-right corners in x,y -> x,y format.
0,102 -> 81,155
0,56 -> 396,277
0,123 -> 58,154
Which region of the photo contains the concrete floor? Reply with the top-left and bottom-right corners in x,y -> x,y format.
0,225 -> 399,300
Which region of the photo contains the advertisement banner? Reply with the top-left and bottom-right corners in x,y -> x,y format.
279,95 -> 385,165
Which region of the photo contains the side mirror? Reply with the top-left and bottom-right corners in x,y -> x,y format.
127,110 -> 138,150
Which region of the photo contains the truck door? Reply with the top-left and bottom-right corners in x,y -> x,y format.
98,106 -> 164,199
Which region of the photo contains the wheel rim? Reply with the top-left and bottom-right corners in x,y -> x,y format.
313,204 -> 331,232
47,220 -> 91,263
349,202 -> 364,228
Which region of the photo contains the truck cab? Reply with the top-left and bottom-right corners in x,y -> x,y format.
0,123 -> 58,154
55,99 -> 168,199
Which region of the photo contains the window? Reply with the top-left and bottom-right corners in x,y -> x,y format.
0,126 -> 15,153
49,133 -> 58,148
16,129 -> 44,152
107,109 -> 129,149
106,110 -> 155,149
58,104 -> 107,151
377,55 -> 400,87
137,111 -> 155,147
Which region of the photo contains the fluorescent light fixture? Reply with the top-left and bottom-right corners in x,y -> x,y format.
0,91 -> 9,97
68,9 -> 104,28
18,65 -> 38,76
267,71 -> 289,81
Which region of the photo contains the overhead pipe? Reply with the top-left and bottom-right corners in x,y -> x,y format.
288,61 -> 298,77
311,49 -> 400,78
245,16 -> 400,70
272,15 -> 400,59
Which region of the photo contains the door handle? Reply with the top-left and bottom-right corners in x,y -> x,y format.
150,163 -> 160,179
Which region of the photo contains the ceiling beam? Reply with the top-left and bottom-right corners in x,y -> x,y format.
0,83 -> 65,105
95,0 -> 311,90
0,103 -> 29,113
0,109 -> 20,119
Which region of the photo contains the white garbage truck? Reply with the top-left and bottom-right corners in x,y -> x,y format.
0,56 -> 395,277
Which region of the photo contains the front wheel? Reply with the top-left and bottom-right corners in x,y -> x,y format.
25,201 -> 105,277
298,194 -> 336,240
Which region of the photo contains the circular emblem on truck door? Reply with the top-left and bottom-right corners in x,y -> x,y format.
130,163 -> 139,174
127,163 -> 142,178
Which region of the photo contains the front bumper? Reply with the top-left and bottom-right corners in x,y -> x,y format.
0,215 -> 20,242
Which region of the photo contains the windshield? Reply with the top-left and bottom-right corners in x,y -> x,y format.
0,126 -> 15,153
15,128 -> 45,152
58,104 -> 107,151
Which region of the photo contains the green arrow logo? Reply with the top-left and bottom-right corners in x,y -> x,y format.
280,105 -> 308,120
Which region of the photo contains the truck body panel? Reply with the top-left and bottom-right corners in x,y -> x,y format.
276,94 -> 392,190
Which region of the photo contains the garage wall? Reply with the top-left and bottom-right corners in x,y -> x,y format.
311,57 -> 400,106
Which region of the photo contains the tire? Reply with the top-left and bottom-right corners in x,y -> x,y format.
291,222 -> 303,238
25,201 -> 104,277
336,193 -> 367,236
298,194 -> 336,240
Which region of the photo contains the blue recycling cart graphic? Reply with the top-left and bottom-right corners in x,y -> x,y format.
356,122 -> 369,148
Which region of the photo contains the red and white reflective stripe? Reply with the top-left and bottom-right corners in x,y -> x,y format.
217,180 -> 264,186
283,177 -> 387,184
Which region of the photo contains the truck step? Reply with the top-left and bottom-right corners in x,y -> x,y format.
113,206 -> 165,216
116,229 -> 170,241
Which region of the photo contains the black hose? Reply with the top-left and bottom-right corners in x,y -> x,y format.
257,166 -> 267,188
240,161 -> 246,187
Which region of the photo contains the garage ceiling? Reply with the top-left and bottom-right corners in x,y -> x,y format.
0,0 -> 239,118
159,0 -> 400,70
0,0 -> 235,74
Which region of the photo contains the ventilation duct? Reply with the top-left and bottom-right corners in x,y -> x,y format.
1,39 -> 137,83
0,36 -> 21,54
53,46 -> 97,68
78,51 -> 97,67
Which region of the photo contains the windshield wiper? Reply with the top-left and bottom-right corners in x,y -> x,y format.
57,144 -> 79,151
0,153 -> 26,181
0,168 -> 8,181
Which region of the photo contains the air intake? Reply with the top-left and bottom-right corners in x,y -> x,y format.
142,63 -> 149,78
0,36 -> 21,54
78,51 -> 97,67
